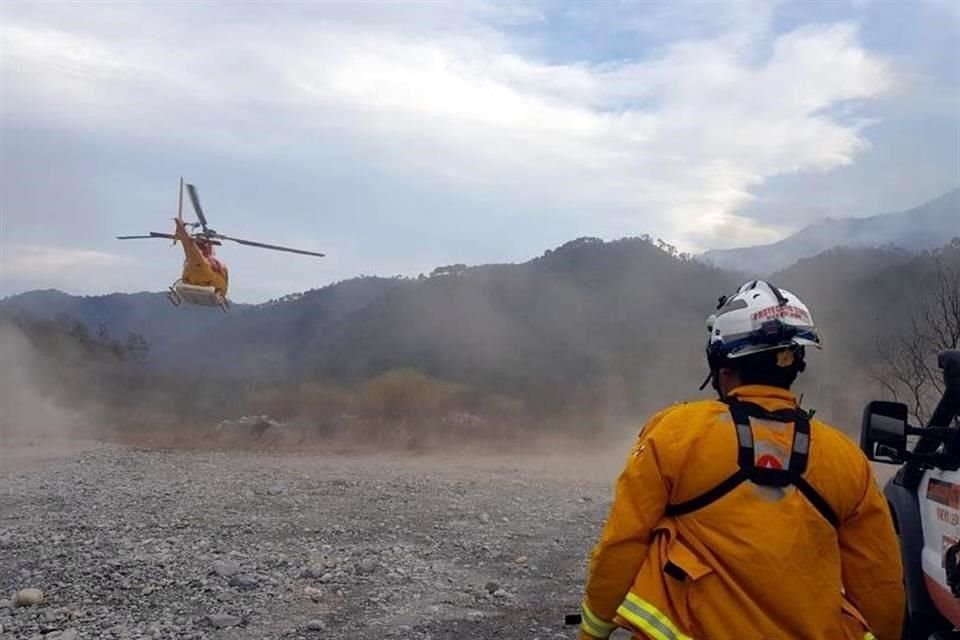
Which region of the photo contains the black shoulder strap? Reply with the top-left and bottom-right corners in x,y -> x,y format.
664,400 -> 839,527
794,477 -> 839,527
663,469 -> 749,517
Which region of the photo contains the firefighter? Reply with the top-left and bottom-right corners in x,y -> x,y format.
579,281 -> 904,640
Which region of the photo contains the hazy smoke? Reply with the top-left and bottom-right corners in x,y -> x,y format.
0,323 -> 101,469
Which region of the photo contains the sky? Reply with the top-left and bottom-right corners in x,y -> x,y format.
1,0 -> 958,303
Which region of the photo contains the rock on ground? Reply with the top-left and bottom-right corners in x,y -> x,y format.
13,588 -> 44,607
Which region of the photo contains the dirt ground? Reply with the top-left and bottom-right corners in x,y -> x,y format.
1,428 -> 902,640
1,439 -> 106,474
1,441 -> 625,640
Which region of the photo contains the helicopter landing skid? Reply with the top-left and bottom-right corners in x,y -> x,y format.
171,282 -> 229,311
167,284 -> 183,307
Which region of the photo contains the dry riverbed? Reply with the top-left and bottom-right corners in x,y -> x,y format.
1,445 -> 622,639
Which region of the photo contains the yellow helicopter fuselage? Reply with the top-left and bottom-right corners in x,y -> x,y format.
174,217 -> 229,298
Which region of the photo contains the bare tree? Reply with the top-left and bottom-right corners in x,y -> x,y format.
876,241 -> 960,423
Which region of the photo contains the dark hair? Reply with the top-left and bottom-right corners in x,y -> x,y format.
724,346 -> 806,390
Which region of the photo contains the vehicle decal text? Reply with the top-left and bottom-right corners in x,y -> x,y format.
927,478 -> 960,509
937,507 -> 960,526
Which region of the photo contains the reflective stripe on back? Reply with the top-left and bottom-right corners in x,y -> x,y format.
736,423 -> 754,449
794,431 -> 810,454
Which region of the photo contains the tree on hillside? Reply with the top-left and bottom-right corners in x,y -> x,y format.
876,240 -> 960,423
430,264 -> 468,278
125,332 -> 151,364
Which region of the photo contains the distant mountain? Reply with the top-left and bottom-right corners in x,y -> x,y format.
0,289 -> 236,349
152,276 -> 408,375
0,238 -> 740,416
143,238 -> 740,416
0,279 -> 406,360
755,241 -> 959,424
702,188 -> 960,274
772,245 -> 917,361
3,235 -> 957,428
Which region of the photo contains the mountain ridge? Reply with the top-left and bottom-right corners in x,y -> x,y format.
702,187 -> 960,274
4,236 -> 957,427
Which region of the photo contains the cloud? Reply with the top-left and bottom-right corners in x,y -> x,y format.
0,245 -> 137,297
1,245 -> 131,278
0,1 -> 918,298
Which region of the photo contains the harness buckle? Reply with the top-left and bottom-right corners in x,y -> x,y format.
750,467 -> 793,488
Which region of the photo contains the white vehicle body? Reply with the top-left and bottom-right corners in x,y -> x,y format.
863,350 -> 960,639
918,469 -> 960,626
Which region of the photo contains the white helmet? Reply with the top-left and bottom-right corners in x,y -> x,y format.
706,280 -> 822,363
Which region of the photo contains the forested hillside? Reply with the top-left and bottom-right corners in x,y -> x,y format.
3,236 -> 957,441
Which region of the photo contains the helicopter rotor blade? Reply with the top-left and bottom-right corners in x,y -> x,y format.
185,183 -> 209,230
214,234 -> 325,257
117,232 -> 177,240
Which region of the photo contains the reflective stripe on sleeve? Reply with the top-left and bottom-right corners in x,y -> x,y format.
580,601 -> 617,639
616,593 -> 692,640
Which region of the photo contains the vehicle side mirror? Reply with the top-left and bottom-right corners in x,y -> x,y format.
861,400 -> 908,464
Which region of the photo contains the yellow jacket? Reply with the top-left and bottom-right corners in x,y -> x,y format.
580,385 -> 904,640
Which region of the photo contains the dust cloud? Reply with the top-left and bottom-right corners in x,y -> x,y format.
0,323 -> 103,472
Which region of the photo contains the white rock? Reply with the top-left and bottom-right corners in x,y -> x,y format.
207,613 -> 242,628
304,586 -> 323,602
212,560 -> 241,577
14,588 -> 44,607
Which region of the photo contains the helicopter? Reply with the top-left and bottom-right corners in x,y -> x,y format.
118,178 -> 324,310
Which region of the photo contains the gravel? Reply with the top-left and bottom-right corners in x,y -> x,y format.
1,445 -> 616,638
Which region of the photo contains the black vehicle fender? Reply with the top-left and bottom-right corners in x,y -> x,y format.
884,475 -> 943,624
